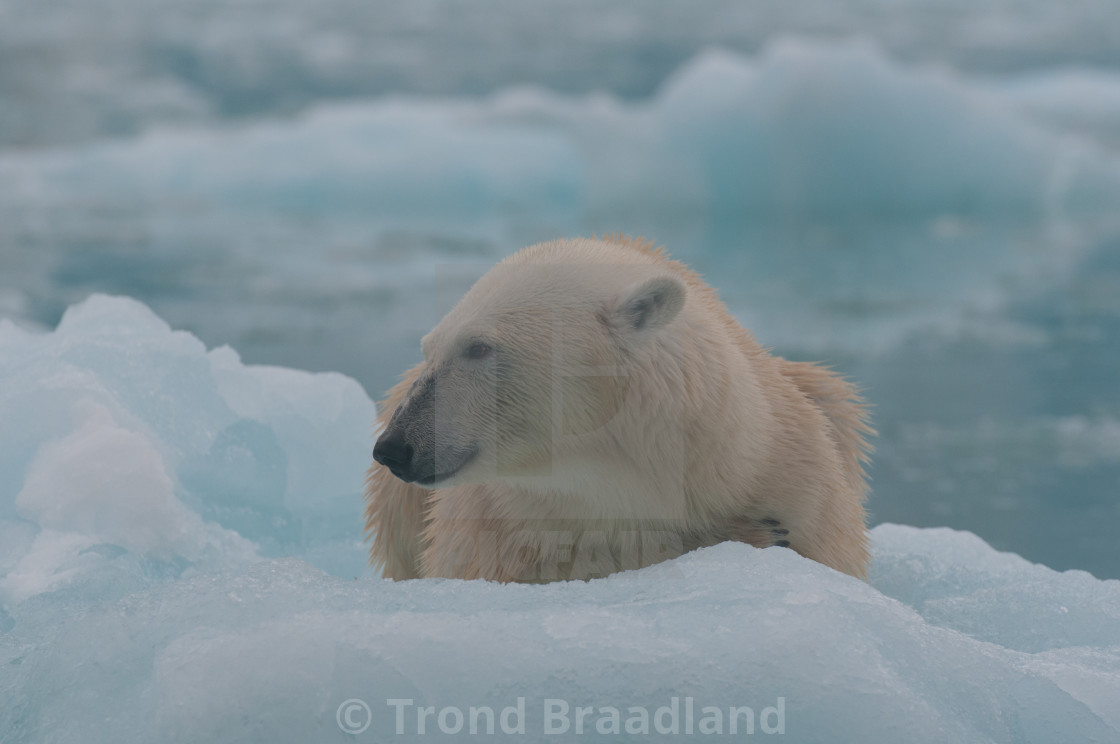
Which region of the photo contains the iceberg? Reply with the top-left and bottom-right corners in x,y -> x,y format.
0,296 -> 1118,743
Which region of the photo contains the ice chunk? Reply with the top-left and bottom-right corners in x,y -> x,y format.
870,524 -> 1120,654
0,294 -> 376,608
18,400 -> 215,558
646,42 -> 1090,216
992,68 -> 1120,147
3,399 -> 254,603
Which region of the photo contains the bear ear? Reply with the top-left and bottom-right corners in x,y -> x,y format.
611,275 -> 686,335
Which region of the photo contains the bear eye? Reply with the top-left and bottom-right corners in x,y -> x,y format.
465,341 -> 492,360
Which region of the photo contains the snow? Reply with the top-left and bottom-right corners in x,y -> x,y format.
0,296 -> 1118,743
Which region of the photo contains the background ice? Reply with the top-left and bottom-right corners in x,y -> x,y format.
6,41 -> 1117,223
2,0 -> 1120,149
1,296 -> 1118,743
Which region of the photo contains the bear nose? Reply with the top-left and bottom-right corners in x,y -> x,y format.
372,431 -> 415,481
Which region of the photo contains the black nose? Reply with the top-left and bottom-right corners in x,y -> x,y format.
372,431 -> 415,481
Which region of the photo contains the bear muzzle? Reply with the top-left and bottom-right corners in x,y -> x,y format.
373,428 -> 479,487
372,430 -> 416,482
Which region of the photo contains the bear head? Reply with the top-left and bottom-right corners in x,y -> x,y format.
372,239 -> 688,498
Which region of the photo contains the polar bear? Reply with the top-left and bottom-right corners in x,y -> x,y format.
365,236 -> 872,581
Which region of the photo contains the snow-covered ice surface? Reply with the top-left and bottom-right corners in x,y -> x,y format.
1,297 -> 1118,743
